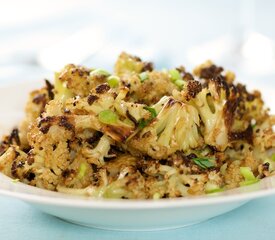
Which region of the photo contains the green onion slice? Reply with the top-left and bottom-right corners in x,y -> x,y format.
240,167 -> 256,181
138,107 -> 157,129
174,79 -> 185,89
239,167 -> 259,186
192,158 -> 215,169
107,76 -> 120,88
78,163 -> 87,179
206,187 -> 224,194
98,110 -> 118,124
271,154 -> 275,162
239,179 -> 259,186
169,69 -> 181,82
144,106 -> 157,118
139,72 -> 149,82
12,178 -> 19,183
90,68 -> 110,77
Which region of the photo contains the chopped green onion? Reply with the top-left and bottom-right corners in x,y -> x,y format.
169,69 -> 181,82
239,167 -> 259,186
78,163 -> 87,179
153,192 -> 161,199
206,188 -> 224,194
138,119 -> 147,129
174,79 -> 185,89
205,183 -> 224,194
271,154 -> 275,162
107,76 -> 120,88
192,158 -> 215,169
90,68 -> 110,77
138,107 -> 157,129
220,163 -> 228,175
239,179 -> 259,186
12,178 -> 19,183
98,110 -> 118,124
144,106 -> 157,118
139,72 -> 149,82
54,79 -> 73,101
240,167 -> 256,181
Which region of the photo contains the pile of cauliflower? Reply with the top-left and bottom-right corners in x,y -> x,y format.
0,52 -> 274,199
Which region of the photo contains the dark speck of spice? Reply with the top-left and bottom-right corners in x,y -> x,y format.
183,72 -> 194,81
141,62 -> 154,72
91,163 -> 98,173
11,161 -> 19,177
87,94 -> 99,105
27,153 -> 34,165
166,98 -> 176,107
59,116 -> 74,131
229,125 -> 253,144
200,65 -> 224,79
32,94 -> 46,105
9,128 -> 21,146
14,151 -> 20,158
25,172 -> 35,181
96,84 -> 110,94
187,153 -> 198,160
262,162 -> 270,171
40,125 -> 50,134
87,132 -> 103,146
38,116 -> 54,127
45,79 -> 54,100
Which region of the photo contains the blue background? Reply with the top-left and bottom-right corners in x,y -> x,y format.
0,195 -> 274,240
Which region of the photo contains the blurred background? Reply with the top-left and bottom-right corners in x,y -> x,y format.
0,0 -> 274,91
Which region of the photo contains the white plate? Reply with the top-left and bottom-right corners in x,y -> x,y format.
0,80 -> 274,231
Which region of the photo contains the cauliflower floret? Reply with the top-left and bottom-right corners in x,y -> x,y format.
114,52 -> 153,77
55,64 -> 111,98
64,85 -> 151,142
115,52 -> 177,105
27,116 -> 75,188
253,115 -> 275,151
127,96 -> 203,159
57,154 -> 147,199
55,64 -> 91,97
123,71 -> 177,105
192,79 -> 229,151
82,134 -> 113,166
19,80 -> 54,149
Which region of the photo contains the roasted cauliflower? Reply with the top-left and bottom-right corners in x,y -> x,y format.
0,52 -> 274,199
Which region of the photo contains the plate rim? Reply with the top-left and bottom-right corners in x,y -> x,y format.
1,173 -> 275,209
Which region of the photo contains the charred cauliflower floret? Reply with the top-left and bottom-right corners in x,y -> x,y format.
0,146 -> 29,179
55,64 -> 112,98
24,114 -> 94,190
19,80 -> 54,149
122,71 -> 177,105
127,96 -> 202,159
82,134 -> 113,166
253,115 -> 275,151
58,154 -> 147,199
114,52 -> 153,77
192,78 -> 230,151
115,52 -> 177,105
64,85 -> 152,142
